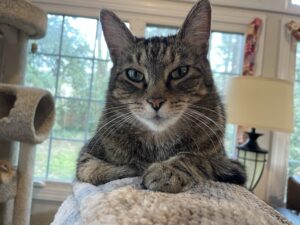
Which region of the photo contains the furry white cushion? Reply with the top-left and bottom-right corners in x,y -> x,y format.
51,177 -> 292,225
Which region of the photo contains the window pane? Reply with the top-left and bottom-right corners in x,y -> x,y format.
288,43 -> 300,176
34,139 -> 50,179
145,25 -> 178,38
209,32 -> 244,75
292,0 -> 300,5
53,99 -> 89,140
61,16 -> 97,58
48,139 -> 83,181
57,57 -> 93,98
28,15 -> 63,55
95,25 -> 110,60
25,55 -> 57,95
88,102 -> 105,139
92,60 -> 112,100
210,32 -> 244,157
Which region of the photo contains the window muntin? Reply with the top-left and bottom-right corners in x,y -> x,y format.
288,43 -> 300,176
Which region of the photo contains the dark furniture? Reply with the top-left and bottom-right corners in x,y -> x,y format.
277,175 -> 300,225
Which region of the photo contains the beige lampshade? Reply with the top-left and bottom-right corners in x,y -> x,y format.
225,76 -> 294,133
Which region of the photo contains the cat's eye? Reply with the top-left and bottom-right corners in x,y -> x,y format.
170,66 -> 189,80
126,69 -> 144,82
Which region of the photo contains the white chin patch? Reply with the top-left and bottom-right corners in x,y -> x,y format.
137,116 -> 178,132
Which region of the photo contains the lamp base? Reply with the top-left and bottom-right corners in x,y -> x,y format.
238,128 -> 268,153
237,128 -> 268,191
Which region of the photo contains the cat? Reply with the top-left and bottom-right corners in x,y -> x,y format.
0,160 -> 15,185
76,0 -> 246,193
0,160 -> 16,203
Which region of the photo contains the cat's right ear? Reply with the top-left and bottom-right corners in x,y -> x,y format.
100,10 -> 135,63
177,0 -> 211,54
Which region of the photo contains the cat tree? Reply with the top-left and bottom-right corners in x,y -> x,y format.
0,1 -> 53,225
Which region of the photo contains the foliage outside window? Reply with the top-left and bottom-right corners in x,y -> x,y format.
26,15 -> 111,181
26,16 -> 245,182
288,43 -> 300,176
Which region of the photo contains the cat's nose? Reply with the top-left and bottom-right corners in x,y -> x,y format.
146,98 -> 166,111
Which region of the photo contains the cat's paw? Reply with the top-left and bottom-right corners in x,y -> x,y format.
77,158 -> 101,184
142,162 -> 192,193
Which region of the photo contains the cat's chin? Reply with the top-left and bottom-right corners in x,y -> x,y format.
136,116 -> 178,133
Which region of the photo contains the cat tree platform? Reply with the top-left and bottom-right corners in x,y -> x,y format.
0,1 -> 50,225
0,0 -> 47,39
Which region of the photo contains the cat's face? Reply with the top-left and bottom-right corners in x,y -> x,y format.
101,0 -> 213,132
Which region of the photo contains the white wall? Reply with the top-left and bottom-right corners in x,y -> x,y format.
27,0 -> 300,224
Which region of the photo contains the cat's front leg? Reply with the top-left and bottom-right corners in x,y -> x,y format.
76,152 -> 138,185
142,157 -> 196,193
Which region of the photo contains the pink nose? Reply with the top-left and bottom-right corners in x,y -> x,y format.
146,98 -> 166,111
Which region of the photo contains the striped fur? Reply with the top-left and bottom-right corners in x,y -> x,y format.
76,0 -> 246,193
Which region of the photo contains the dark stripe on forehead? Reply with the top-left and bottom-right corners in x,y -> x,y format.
159,43 -> 167,58
143,37 -> 162,59
170,51 -> 175,63
136,36 -> 176,64
161,37 -> 169,45
136,51 -> 142,65
150,41 -> 161,57
126,54 -> 133,64
159,37 -> 170,58
143,39 -> 151,60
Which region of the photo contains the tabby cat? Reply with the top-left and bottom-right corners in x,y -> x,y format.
0,160 -> 15,186
0,160 -> 16,203
76,0 -> 246,193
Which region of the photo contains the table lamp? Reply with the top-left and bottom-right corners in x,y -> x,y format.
225,76 -> 294,191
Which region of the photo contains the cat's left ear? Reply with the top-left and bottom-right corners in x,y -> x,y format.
177,0 -> 211,54
100,10 -> 135,62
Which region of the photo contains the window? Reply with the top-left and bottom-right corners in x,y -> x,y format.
288,43 -> 300,176
146,26 -> 245,157
26,14 -> 112,181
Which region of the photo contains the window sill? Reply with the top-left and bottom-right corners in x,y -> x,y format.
33,181 -> 72,202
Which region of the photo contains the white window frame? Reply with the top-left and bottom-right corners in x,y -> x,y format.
30,0 -> 266,201
265,16 -> 298,207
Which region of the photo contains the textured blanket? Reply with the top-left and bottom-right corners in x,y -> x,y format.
51,177 -> 291,225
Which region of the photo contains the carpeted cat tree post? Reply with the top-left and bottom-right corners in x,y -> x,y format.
0,1 -> 53,225
0,85 -> 55,225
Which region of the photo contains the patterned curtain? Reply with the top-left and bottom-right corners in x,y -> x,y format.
237,18 -> 263,145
